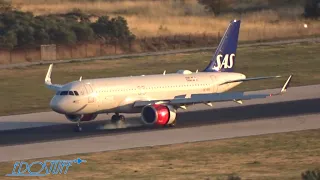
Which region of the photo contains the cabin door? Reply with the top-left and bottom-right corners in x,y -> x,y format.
84,83 -> 95,103
137,85 -> 146,96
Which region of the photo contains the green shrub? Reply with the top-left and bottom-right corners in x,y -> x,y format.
91,15 -> 135,40
0,9 -> 135,49
301,169 -> 320,180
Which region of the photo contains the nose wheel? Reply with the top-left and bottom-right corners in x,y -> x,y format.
74,121 -> 82,132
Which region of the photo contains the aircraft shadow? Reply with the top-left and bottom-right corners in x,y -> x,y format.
0,98 -> 320,146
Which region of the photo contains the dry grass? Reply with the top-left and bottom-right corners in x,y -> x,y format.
13,0 -> 206,16
1,128 -> 319,179
11,0 -> 320,39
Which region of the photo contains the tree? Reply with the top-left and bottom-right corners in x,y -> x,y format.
71,22 -> 94,42
90,16 -> 111,36
0,30 -> 17,49
48,26 -> 77,44
0,9 -> 135,48
91,15 -> 135,40
34,28 -> 50,45
109,16 -> 132,39
15,25 -> 35,47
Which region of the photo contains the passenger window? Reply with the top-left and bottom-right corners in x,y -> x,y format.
60,91 -> 68,95
74,91 -> 79,96
69,91 -> 74,96
56,91 -> 61,95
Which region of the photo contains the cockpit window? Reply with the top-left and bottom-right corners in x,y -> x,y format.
60,91 -> 68,95
57,91 -> 80,96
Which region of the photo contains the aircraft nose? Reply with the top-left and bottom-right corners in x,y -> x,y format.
50,96 -> 85,114
50,96 -> 65,114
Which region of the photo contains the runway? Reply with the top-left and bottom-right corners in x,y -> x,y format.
0,84 -> 320,162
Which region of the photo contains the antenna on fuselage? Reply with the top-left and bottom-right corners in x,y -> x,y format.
196,69 -> 198,73
79,76 -> 82,81
163,70 -> 166,75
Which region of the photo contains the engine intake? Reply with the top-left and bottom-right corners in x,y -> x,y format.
141,104 -> 176,125
65,114 -> 98,122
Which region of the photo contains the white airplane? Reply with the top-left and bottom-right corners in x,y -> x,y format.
45,20 -> 292,132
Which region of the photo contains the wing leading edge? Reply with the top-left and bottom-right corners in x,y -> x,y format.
219,75 -> 281,85
133,75 -> 292,108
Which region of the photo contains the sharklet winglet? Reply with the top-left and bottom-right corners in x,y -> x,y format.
281,75 -> 292,93
45,64 -> 53,85
44,64 -> 62,91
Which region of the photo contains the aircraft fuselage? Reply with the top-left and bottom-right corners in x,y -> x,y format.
50,71 -> 245,115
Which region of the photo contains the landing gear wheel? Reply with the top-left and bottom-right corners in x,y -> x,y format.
111,115 -> 118,123
111,114 -> 126,125
119,115 -> 126,123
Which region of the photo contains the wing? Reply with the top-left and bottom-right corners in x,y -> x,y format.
219,75 -> 281,85
133,75 -> 292,108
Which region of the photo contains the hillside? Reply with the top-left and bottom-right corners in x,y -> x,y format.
11,0 -> 320,39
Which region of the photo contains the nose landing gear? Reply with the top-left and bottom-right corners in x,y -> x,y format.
74,121 -> 82,132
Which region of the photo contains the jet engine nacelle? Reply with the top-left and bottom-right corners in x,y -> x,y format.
141,104 -> 176,125
65,114 -> 98,122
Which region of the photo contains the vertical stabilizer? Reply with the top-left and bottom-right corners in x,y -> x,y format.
203,20 -> 241,72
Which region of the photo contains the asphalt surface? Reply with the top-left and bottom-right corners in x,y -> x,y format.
0,37 -> 319,70
0,84 -> 320,162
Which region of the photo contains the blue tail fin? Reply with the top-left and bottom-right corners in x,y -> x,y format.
203,20 -> 241,72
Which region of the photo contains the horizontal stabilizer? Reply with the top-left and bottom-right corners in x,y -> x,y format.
219,75 -> 281,85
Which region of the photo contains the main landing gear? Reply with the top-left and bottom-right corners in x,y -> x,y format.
111,113 -> 126,125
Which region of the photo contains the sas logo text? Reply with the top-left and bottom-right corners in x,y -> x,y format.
213,53 -> 235,70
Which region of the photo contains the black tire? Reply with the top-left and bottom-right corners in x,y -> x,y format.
119,115 -> 126,122
111,115 -> 118,123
